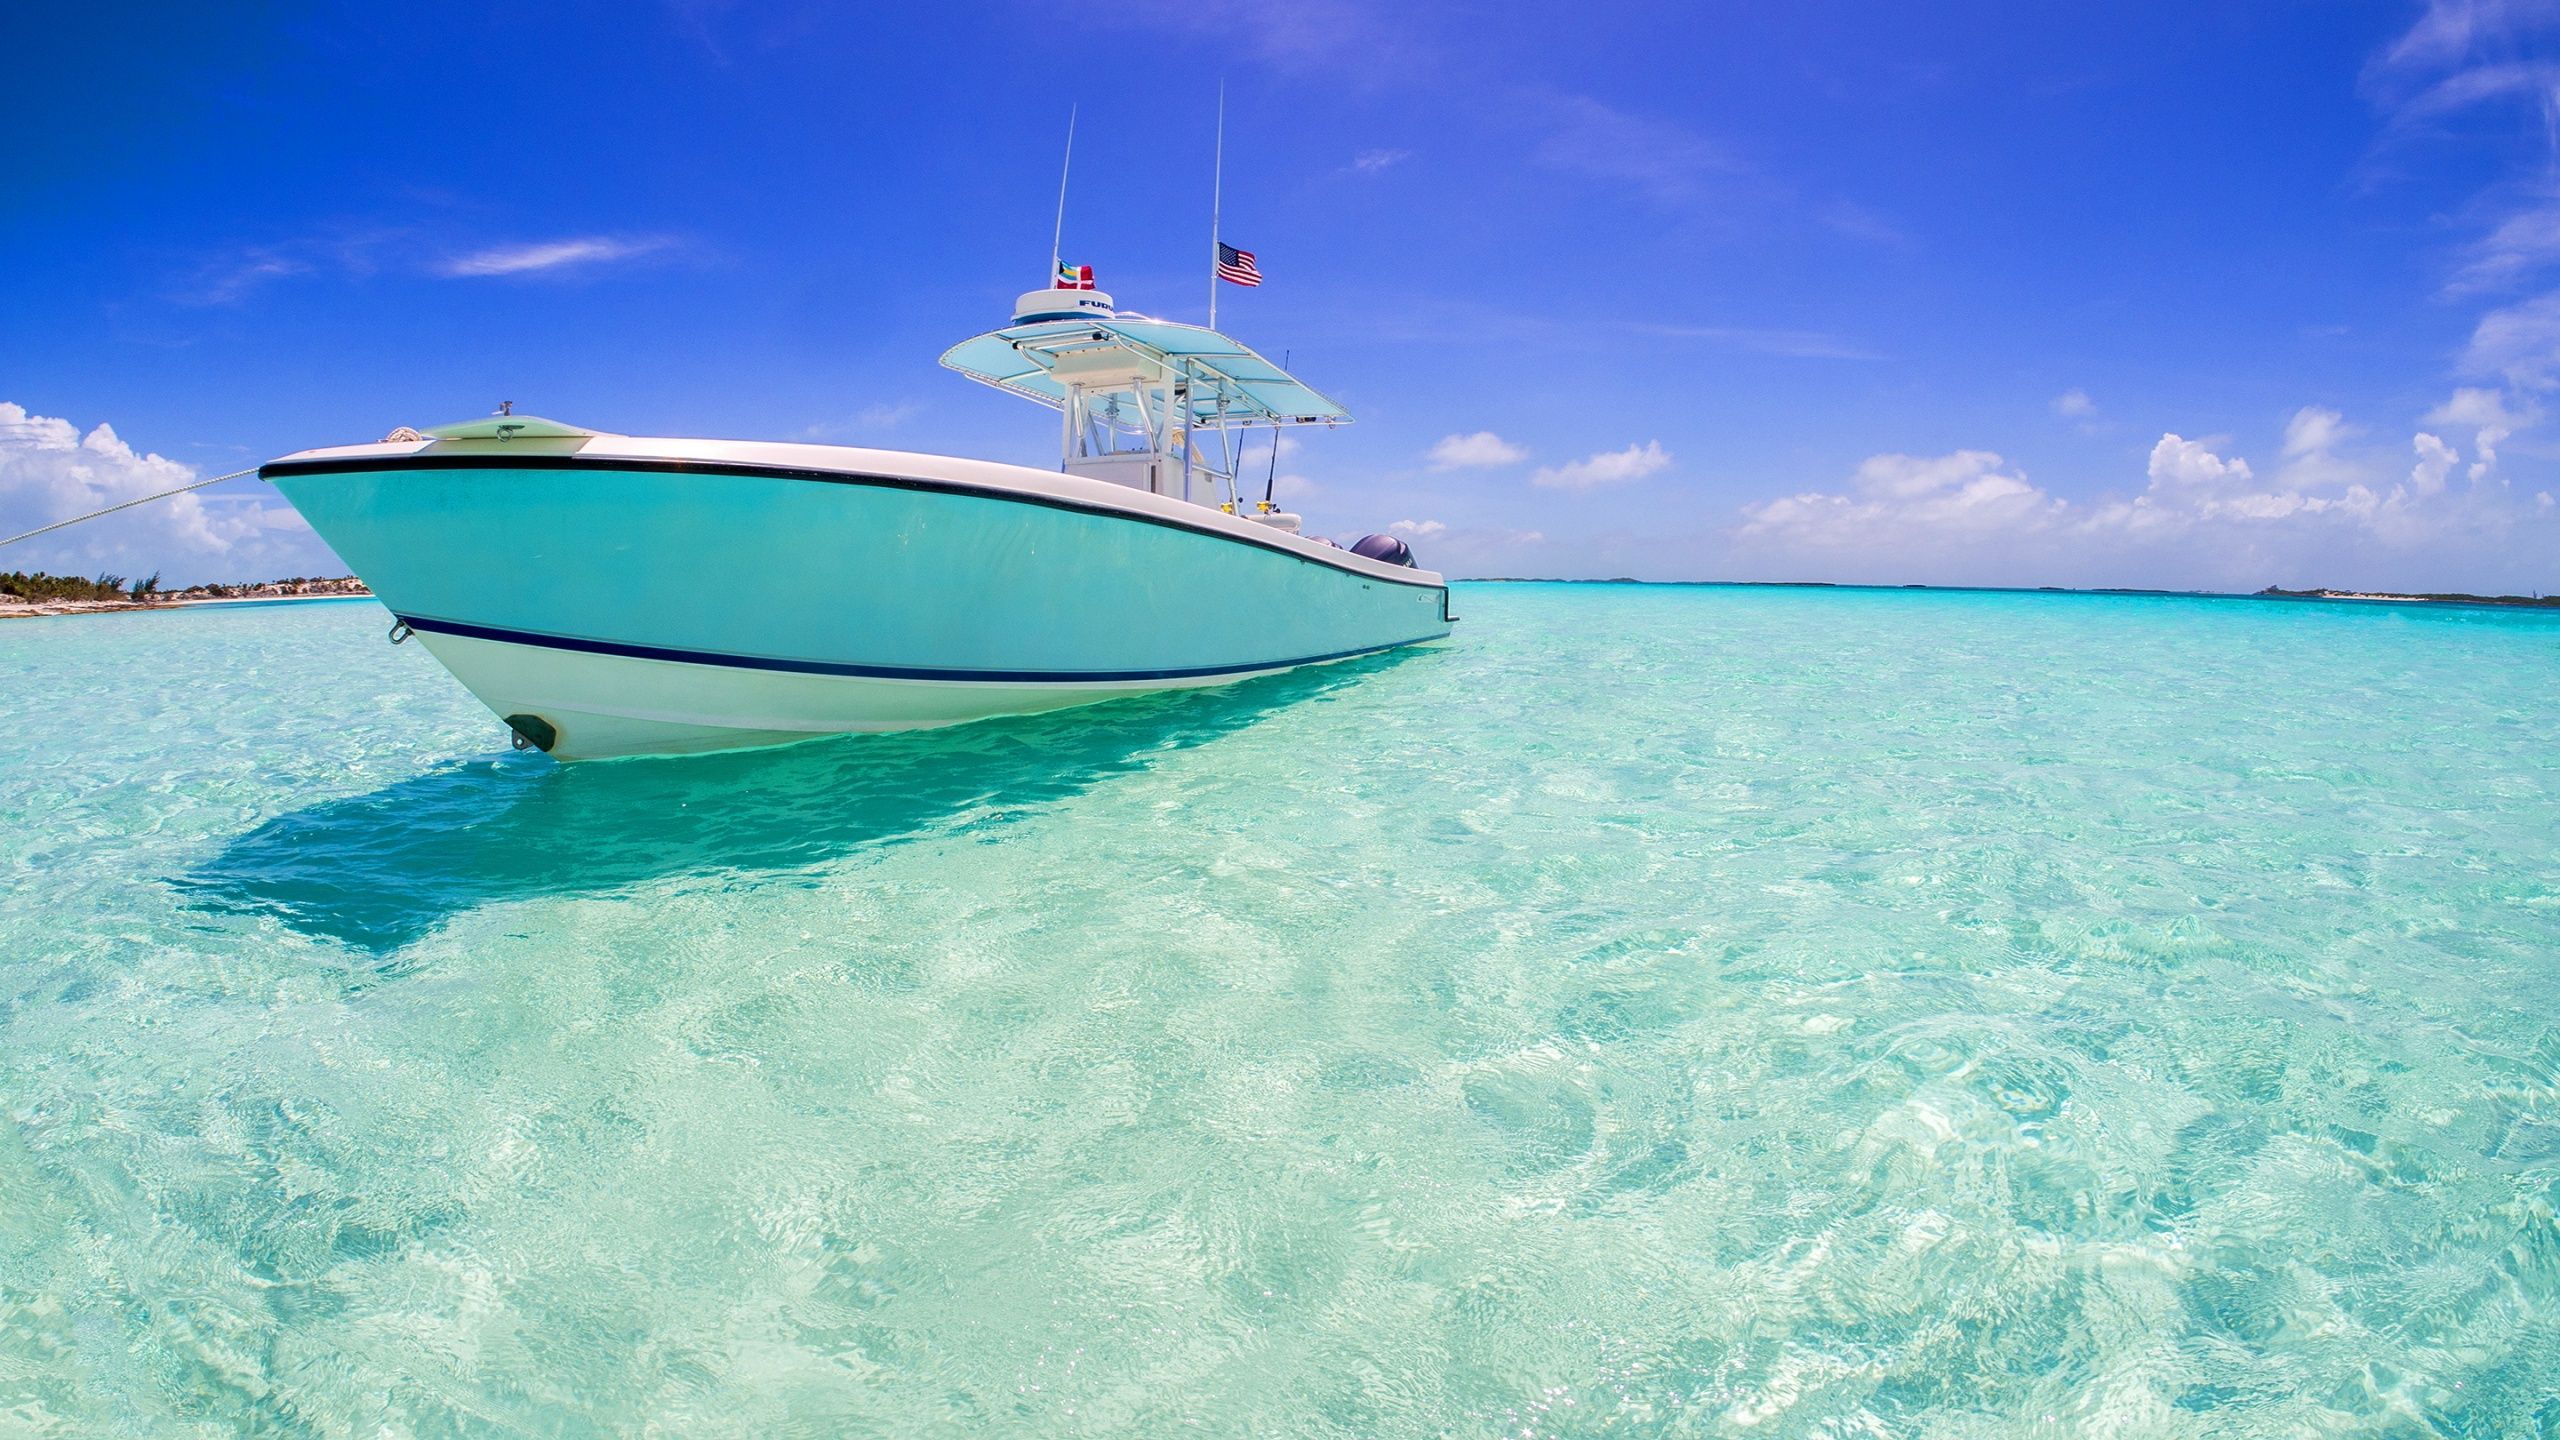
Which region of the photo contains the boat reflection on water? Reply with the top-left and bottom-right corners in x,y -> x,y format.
182,651 -> 1417,953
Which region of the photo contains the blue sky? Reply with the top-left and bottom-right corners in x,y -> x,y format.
7,0 -> 2560,591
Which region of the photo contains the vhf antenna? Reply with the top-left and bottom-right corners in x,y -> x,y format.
1050,105 -> 1077,280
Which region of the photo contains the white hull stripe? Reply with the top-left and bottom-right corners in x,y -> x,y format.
398,615 -> 1438,684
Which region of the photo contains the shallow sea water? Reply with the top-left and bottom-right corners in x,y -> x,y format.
2,584 -> 2557,1437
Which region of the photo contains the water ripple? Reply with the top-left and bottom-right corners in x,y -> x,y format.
1,587 -> 2556,1435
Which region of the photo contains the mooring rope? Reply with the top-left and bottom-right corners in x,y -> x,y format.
0,467 -> 263,552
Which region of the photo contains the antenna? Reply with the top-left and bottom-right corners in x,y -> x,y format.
1209,81 -> 1225,329
1050,105 -> 1077,282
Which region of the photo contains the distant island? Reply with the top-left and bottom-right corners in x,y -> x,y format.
8,568 -> 2553,620
1465,578 -> 2557,608
0,569 -> 371,619
2252,586 -> 2560,608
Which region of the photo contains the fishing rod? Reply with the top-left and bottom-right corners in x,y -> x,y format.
1261,349 -> 1289,511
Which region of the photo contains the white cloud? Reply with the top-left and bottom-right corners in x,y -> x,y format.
1731,415 -> 2557,592
1531,440 -> 1669,490
1389,518 -> 1446,536
437,236 -> 669,278
1427,431 -> 1528,469
2425,385 -> 2536,478
0,401 -> 329,584
1351,148 -> 1411,174
2147,434 -> 2254,487
2412,432 -> 2461,496
2282,405 -> 2353,458
1850,449 -> 2017,500
2463,287 -> 2560,386
1741,450 -> 2061,552
1695,11 -> 2548,591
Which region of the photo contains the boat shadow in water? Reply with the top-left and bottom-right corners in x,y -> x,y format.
182,653 -> 1417,953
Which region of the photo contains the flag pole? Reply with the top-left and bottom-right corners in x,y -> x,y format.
1050,104 -> 1077,282
1209,81 -> 1225,329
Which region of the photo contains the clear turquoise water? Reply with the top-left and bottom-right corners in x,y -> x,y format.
3,585 -> 2557,1437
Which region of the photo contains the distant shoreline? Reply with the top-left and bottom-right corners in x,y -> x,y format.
7,574 -> 2553,621
1459,578 -> 2560,610
0,577 -> 372,621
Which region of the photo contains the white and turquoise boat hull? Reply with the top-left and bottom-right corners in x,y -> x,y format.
263,436 -> 1451,759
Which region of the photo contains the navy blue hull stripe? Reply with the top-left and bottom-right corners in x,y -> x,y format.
399,615 -> 1439,683
262,453 -> 1449,592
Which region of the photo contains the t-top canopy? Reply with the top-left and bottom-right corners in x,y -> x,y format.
939,317 -> 1351,427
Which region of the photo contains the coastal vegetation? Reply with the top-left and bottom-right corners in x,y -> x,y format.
0,570 -> 368,616
1,570 -> 155,602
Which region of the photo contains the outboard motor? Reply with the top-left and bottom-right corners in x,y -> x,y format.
1350,533 -> 1415,567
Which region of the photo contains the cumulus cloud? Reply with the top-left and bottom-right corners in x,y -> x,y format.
1740,450 -> 2062,551
2147,434 -> 2255,487
1389,518 -> 1446,536
1710,9 -> 2560,593
1733,413 -> 2555,592
2412,432 -> 2461,495
1426,431 -> 1528,469
2425,385 -> 2536,478
1531,440 -> 1669,490
0,402 -> 330,584
437,236 -> 669,278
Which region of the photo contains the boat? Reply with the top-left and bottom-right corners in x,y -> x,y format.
259,275 -> 1453,759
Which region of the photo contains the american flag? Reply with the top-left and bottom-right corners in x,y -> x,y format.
1216,241 -> 1262,287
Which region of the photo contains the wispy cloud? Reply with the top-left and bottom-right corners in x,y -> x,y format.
1630,322 -> 1883,361
1337,294 -> 1879,363
1530,95 -> 1741,209
1105,0 -> 1412,79
1351,148 -> 1412,175
801,401 -> 923,441
175,227 -> 682,302
436,236 -> 671,278
1820,199 -> 1908,248
2051,389 -> 2098,419
1532,441 -> 1670,491
185,250 -> 311,306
